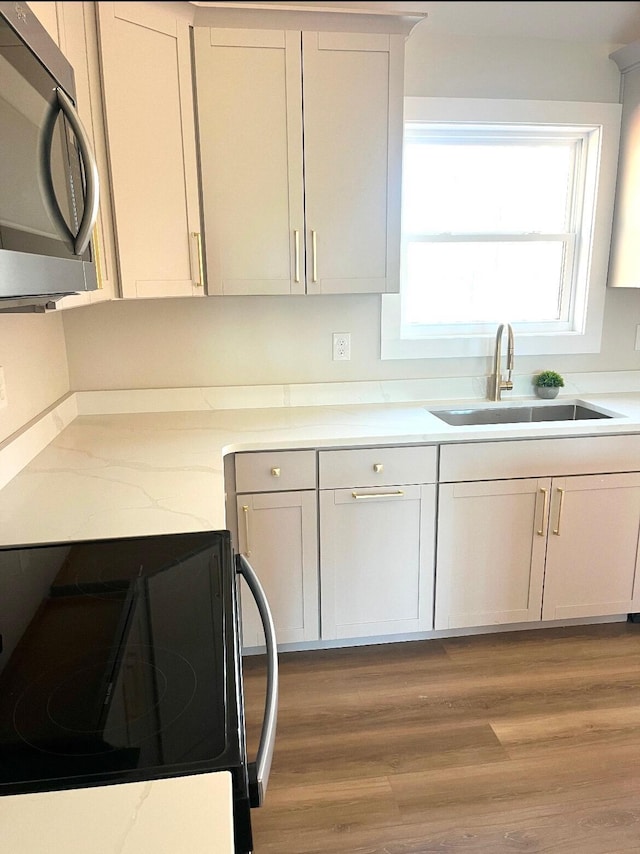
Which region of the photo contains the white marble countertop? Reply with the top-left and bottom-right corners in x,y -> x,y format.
0,772 -> 234,854
2,388 -> 640,547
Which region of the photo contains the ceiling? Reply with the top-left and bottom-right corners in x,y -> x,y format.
191,2 -> 640,45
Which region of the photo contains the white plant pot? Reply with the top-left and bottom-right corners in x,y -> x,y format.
535,386 -> 560,399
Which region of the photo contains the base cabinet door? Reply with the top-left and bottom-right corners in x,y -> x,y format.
435,478 -> 549,630
236,491 -> 319,647
542,472 -> 640,620
319,484 -> 435,640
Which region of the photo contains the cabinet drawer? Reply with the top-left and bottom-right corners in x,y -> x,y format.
235,450 -> 316,493
319,445 -> 437,489
439,434 -> 640,482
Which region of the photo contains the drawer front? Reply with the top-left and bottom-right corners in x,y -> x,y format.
439,434 -> 640,482
235,450 -> 317,493
319,445 -> 437,489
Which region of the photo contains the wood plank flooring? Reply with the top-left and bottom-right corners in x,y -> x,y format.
242,622 -> 640,853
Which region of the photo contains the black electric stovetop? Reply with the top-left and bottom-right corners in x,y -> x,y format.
0,531 -> 246,796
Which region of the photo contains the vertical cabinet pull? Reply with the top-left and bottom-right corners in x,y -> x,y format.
242,504 -> 251,556
293,230 -> 300,283
553,487 -> 565,535
191,231 -> 204,288
311,230 -> 318,283
537,487 -> 549,536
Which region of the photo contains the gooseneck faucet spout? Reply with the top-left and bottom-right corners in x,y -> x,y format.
489,323 -> 515,401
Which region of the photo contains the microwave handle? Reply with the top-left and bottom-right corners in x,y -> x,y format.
56,88 -> 100,256
235,553 -> 278,808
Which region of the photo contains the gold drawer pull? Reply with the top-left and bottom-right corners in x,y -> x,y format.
351,490 -> 404,500
311,230 -> 318,283
553,487 -> 565,535
373,464 -> 384,473
271,467 -> 281,478
191,231 -> 204,288
294,230 -> 300,283
242,504 -> 251,556
537,487 -> 549,537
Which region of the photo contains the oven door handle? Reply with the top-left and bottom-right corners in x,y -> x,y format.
236,554 -> 278,808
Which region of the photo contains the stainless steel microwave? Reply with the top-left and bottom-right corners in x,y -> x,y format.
0,1 -> 99,311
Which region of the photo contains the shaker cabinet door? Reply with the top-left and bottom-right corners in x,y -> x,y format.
302,31 -> 403,294
236,491 -> 319,648
542,473 -> 640,620
98,2 -> 203,298
193,26 -> 404,295
319,484 -> 435,640
193,28 -> 305,295
435,478 -> 549,630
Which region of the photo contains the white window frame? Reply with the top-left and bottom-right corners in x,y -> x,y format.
381,98 -> 622,360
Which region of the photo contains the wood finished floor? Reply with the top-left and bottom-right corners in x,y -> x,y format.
242,622 -> 640,853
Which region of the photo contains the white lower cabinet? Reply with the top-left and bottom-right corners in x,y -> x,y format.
435,471 -> 640,630
541,472 -> 640,620
234,451 -> 318,647
435,478 -> 548,630
319,485 -> 436,639
233,438 -> 640,649
236,491 -> 319,647
318,446 -> 437,640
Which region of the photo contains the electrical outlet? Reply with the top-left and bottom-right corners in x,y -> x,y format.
0,367 -> 6,410
333,333 -> 351,361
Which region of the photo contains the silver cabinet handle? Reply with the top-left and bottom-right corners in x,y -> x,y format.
241,504 -> 251,557
191,231 -> 205,287
311,230 -> 318,283
537,487 -> 549,536
553,486 -> 565,535
351,490 -> 405,499
55,88 -> 100,256
236,554 -> 278,808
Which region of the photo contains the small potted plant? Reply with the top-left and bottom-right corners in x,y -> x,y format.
534,370 -> 564,399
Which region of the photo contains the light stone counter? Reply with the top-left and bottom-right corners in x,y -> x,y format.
1,386 -> 640,547
0,772 -> 234,854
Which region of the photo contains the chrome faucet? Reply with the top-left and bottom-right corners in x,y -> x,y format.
489,323 -> 515,401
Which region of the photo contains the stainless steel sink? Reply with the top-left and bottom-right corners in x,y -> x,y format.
428,403 -> 616,426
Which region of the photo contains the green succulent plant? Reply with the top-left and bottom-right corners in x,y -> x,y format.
534,370 -> 565,388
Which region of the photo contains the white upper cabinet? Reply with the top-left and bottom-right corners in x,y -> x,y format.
97,2 -> 203,299
608,41 -> 640,288
193,28 -> 304,296
193,27 -> 404,295
301,31 -> 403,295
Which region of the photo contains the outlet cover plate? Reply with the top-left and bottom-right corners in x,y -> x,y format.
333,333 -> 351,361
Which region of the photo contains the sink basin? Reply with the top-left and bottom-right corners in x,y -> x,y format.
428,403 -> 616,426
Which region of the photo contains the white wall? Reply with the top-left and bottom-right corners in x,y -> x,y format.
60,26 -> 640,392
0,313 -> 70,443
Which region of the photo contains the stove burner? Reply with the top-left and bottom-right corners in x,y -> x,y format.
12,645 -> 197,757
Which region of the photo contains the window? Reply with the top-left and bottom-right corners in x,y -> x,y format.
381,98 -> 622,360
